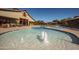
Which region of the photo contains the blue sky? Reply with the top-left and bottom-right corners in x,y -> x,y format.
19,8 -> 79,22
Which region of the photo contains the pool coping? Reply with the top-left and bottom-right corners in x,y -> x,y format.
0,29 -> 20,35
0,26 -> 79,44
0,26 -> 30,35
44,27 -> 79,44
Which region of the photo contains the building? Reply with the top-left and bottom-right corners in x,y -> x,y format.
60,16 -> 79,28
0,8 -> 34,27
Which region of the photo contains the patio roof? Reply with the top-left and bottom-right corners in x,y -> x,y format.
0,9 -> 34,22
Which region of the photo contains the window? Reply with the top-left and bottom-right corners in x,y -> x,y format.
23,12 -> 26,17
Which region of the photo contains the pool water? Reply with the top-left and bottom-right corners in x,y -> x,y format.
0,27 -> 79,50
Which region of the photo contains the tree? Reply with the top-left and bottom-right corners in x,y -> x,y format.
53,19 -> 59,22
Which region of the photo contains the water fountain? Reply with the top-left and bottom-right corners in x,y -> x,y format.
41,31 -> 49,43
37,31 -> 49,43
21,37 -> 24,43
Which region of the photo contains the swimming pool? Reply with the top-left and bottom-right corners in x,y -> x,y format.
0,27 -> 79,50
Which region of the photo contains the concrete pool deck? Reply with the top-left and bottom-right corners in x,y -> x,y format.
47,26 -> 79,38
56,27 -> 79,38
63,29 -> 79,38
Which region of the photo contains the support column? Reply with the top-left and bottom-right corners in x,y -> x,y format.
27,20 -> 29,26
